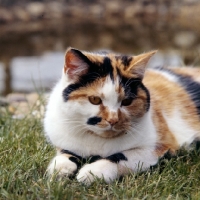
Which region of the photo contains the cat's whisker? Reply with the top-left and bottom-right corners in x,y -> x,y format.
58,119 -> 85,123
126,123 -> 144,137
63,123 -> 86,129
65,126 -> 88,135
126,132 -> 136,139
59,120 -> 84,124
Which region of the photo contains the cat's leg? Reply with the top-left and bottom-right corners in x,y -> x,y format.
77,148 -> 159,185
47,149 -> 80,177
77,158 -> 119,185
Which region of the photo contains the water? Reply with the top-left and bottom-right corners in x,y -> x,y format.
10,52 -> 64,92
0,50 -> 184,95
0,20 -> 199,95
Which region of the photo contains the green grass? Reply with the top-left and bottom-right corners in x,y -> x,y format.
0,111 -> 200,200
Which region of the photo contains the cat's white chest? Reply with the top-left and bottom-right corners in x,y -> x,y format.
45,106 -> 157,157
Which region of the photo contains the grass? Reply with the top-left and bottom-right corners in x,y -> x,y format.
0,111 -> 200,199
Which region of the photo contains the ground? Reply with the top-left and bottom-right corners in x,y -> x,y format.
0,106 -> 200,199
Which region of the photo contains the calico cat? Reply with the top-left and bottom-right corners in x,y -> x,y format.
44,47 -> 200,185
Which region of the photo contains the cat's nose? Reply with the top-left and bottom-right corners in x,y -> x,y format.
107,118 -> 118,126
107,111 -> 118,126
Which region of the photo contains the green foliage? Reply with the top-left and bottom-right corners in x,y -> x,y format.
0,114 -> 200,199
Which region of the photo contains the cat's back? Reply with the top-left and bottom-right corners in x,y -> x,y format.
144,67 -> 200,98
144,66 -> 200,84
143,67 -> 200,148
144,66 -> 200,116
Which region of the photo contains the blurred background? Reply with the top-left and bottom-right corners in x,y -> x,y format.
0,0 -> 200,95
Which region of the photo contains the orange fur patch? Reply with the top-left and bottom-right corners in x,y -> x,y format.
144,69 -> 200,156
128,88 -> 149,118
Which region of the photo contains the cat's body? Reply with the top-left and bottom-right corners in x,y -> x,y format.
44,48 -> 200,185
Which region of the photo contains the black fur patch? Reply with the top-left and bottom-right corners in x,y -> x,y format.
71,49 -> 91,65
61,149 -> 87,168
178,75 -> 200,116
155,67 -> 200,116
88,155 -> 102,163
61,149 -> 128,168
106,153 -> 127,163
140,83 -> 151,111
61,149 -> 84,170
62,84 -> 81,101
61,149 -> 102,166
87,117 -> 102,125
61,149 -> 83,161
117,68 -> 141,99
69,156 -> 81,168
115,55 -> 132,68
63,56 -> 114,101
116,68 -> 150,110
196,141 -> 200,150
102,57 -> 114,82
121,56 -> 133,67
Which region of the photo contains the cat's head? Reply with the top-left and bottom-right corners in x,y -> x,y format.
61,48 -> 156,138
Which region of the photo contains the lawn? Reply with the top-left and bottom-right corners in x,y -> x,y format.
0,111 -> 200,199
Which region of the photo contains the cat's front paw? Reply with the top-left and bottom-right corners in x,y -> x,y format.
77,159 -> 118,185
47,154 -> 77,177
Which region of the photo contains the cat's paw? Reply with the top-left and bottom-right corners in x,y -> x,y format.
77,159 -> 118,185
47,154 -> 77,177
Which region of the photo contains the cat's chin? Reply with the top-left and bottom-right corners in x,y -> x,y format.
88,130 -> 126,138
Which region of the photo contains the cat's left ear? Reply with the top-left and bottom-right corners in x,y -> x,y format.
64,48 -> 90,81
129,50 -> 157,79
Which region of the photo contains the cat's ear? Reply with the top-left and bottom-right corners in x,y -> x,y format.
64,48 -> 90,80
129,51 -> 157,79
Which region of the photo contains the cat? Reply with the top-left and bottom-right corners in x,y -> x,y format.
44,47 -> 200,185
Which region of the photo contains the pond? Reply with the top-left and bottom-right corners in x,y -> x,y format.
0,20 -> 199,95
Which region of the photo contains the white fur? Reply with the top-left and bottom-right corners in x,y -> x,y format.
120,147 -> 158,172
151,68 -> 178,83
44,73 -> 157,158
164,109 -> 198,147
77,159 -> 118,185
47,154 -> 77,176
101,77 -> 121,111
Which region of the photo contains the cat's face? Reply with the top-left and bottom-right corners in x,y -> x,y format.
62,48 -> 156,138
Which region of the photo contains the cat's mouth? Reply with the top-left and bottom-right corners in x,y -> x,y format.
88,129 -> 126,138
101,130 -> 126,138
87,119 -> 128,138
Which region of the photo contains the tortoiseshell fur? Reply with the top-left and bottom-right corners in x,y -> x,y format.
44,48 -> 200,185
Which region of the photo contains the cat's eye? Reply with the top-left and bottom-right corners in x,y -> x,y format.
88,96 -> 102,105
121,98 -> 133,106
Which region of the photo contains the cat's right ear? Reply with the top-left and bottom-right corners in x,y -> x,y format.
64,48 -> 90,81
